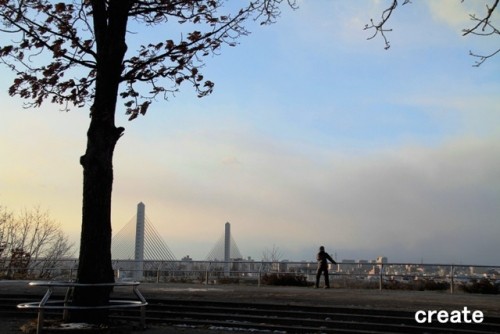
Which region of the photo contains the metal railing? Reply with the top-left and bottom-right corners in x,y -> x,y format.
17,281 -> 147,334
1,258 -> 499,294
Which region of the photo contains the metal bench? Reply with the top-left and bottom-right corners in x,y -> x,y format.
17,281 -> 148,334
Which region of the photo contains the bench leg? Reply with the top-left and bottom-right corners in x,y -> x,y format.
140,305 -> 146,329
37,309 -> 44,334
134,286 -> 147,329
63,287 -> 74,322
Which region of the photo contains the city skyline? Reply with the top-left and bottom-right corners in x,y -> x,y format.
1,1 -> 499,265
107,208 -> 491,265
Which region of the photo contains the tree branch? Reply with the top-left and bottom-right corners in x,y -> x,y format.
462,0 -> 500,66
364,0 -> 411,50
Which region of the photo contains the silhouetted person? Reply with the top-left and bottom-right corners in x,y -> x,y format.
315,246 -> 336,288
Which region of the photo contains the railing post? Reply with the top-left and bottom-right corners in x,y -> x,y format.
156,262 -> 163,284
258,262 -> 262,287
205,262 -> 210,285
69,260 -> 77,281
379,263 -> 384,291
450,264 -> 455,294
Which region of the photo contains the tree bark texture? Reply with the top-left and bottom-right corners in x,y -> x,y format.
71,0 -> 130,324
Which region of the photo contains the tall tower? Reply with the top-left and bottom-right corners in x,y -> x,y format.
134,202 -> 145,280
224,222 -> 230,276
224,222 -> 231,262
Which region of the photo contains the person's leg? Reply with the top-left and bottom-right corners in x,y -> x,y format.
315,268 -> 321,288
324,269 -> 330,288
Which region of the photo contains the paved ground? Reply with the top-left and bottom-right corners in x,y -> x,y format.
137,283 -> 500,314
1,280 -> 499,333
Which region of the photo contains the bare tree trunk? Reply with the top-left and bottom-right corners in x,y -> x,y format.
73,117 -> 122,323
71,0 -> 130,324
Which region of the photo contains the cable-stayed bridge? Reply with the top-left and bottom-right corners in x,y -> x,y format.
111,203 -> 244,276
111,205 -> 176,261
206,222 -> 243,261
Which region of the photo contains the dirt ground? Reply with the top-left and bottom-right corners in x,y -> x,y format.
1,281 -> 499,333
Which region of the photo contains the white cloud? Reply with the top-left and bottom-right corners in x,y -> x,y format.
426,0 -> 472,29
426,0 -> 500,33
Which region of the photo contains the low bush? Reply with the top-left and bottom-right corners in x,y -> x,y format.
460,278 -> 500,294
382,279 -> 449,291
261,273 -> 310,286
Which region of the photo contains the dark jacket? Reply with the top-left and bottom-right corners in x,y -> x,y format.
317,250 -> 336,267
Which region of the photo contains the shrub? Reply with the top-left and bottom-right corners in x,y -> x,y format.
461,278 -> 500,294
382,279 -> 449,291
261,273 -> 310,286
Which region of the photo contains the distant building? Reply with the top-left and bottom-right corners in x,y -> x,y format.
370,256 -> 388,275
341,259 -> 356,273
369,266 -> 380,275
357,259 -> 369,270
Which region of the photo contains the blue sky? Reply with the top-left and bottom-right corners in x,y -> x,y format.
1,0 -> 499,264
